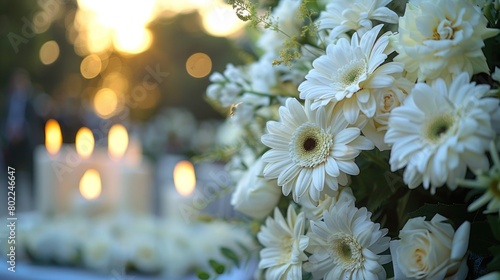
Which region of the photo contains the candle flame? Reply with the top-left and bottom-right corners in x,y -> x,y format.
173,160 -> 196,196
75,127 -> 95,159
108,124 -> 128,160
45,119 -> 62,155
79,169 -> 102,200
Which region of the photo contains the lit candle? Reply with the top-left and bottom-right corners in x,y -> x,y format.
73,169 -> 105,215
120,137 -> 152,215
75,127 -> 95,160
163,160 -> 196,222
97,124 -> 128,211
108,124 -> 128,162
34,119 -> 73,215
79,169 -> 102,200
106,124 -> 152,215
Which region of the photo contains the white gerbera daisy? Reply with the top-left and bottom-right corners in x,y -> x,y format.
261,98 -> 374,203
257,205 -> 309,280
299,186 -> 356,221
385,73 -> 499,194
298,24 -> 404,124
393,0 -> 499,82
317,0 -> 399,41
305,199 -> 391,280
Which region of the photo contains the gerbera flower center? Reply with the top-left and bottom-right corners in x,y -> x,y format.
424,114 -> 456,143
303,137 -> 317,151
489,179 -> 500,198
341,59 -> 365,84
289,123 -> 333,168
278,236 -> 294,264
335,59 -> 367,98
329,233 -> 364,270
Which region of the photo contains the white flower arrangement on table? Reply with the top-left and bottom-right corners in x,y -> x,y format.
204,0 -> 500,279
8,213 -> 256,279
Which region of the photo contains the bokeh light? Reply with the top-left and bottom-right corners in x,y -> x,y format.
200,3 -> 246,37
101,72 -> 128,95
186,53 -> 212,78
75,0 -> 157,55
113,27 -> 153,55
80,54 -> 102,79
93,88 -> 118,118
108,124 -> 129,160
39,40 -> 60,65
72,0 -> 246,56
45,119 -> 62,155
173,160 -> 196,196
75,127 -> 95,159
79,169 -> 102,200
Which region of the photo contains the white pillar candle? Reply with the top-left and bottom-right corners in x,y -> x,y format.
118,160 -> 152,215
161,158 -> 196,221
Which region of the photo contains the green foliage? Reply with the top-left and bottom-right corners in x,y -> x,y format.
228,0 -> 321,66
352,149 -> 405,234
486,215 -> 500,271
299,0 -> 319,38
196,270 -> 211,279
408,203 -> 469,227
488,245 -> 500,271
227,0 -> 272,27
302,270 -> 314,280
209,259 -> 226,274
488,215 -> 500,241
273,36 -> 302,66
220,247 -> 241,268
484,2 -> 500,28
470,220 -> 499,256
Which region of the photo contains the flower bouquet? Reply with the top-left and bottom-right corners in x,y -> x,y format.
203,0 -> 500,279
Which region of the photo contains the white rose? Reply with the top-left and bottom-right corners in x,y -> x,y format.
231,157 -> 282,219
390,214 -> 470,280
81,231 -> 116,272
128,236 -> 163,274
159,221 -> 197,278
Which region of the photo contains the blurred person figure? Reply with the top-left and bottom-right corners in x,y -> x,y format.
1,69 -> 42,203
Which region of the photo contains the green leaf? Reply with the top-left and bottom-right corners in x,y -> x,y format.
408,203 -> 469,228
487,245 -> 500,271
487,215 -> 500,241
220,247 -> 240,267
383,262 -> 394,279
302,270 -> 314,280
470,221 -> 498,256
209,259 -> 226,275
196,270 -> 210,280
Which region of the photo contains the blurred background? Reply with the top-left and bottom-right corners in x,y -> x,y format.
0,0 -> 251,214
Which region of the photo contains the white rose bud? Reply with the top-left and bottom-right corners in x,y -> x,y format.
390,214 -> 470,280
231,157 -> 281,220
